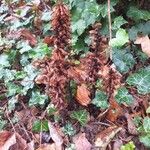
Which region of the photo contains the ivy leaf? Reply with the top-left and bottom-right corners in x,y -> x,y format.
110,28 -> 129,47
126,67 -> 150,94
70,109 -> 89,126
41,11 -> 52,21
0,54 -> 10,68
143,117 -> 150,133
129,21 -> 150,41
115,87 -> 134,105
29,43 -> 51,59
112,48 -> 135,73
112,16 -> 127,30
0,119 -> 7,131
62,122 -> 76,136
29,91 -> 48,106
139,135 -> 150,148
121,141 -> 135,150
127,6 -> 150,22
32,120 -> 49,132
5,82 -> 22,97
15,71 -> 27,79
3,69 -> 16,82
72,19 -> 86,36
17,41 -> 32,54
8,96 -> 18,112
21,64 -> 39,93
92,90 -> 109,109
99,0 -> 118,18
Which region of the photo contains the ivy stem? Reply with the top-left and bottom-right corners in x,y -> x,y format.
107,0 -> 112,60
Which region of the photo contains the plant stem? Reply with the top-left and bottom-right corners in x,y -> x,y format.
108,0 -> 112,59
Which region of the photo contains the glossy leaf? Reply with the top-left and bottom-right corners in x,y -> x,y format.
126,67 -> 150,94
29,91 -> 48,106
92,90 -> 109,109
115,87 -> 134,105
112,48 -> 135,73
110,28 -> 129,47
127,6 -> 150,21
32,120 -> 49,132
70,110 -> 89,126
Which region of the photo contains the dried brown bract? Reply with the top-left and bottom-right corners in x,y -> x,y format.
34,2 -> 71,109
52,2 -> 71,50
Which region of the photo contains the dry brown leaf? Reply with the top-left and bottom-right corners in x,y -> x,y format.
95,126 -> 122,150
27,140 -> 34,150
76,84 -> 91,106
43,36 -> 54,46
48,121 -> 63,150
0,131 -> 33,150
113,139 -> 123,150
73,133 -> 92,150
134,35 -> 150,57
36,143 -> 56,150
106,99 -> 123,122
125,113 -> 138,135
11,133 -> 27,150
20,29 -> 37,46
0,131 -> 16,150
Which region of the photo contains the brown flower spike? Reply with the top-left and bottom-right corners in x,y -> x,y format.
34,2 -> 71,109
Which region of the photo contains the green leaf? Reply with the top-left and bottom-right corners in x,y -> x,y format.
62,122 -> 76,136
5,82 -> 22,97
72,19 -> 86,36
92,90 -> 109,109
0,54 -> 10,68
121,141 -> 135,150
21,64 -> 39,93
8,96 -> 18,112
110,28 -> 129,47
29,43 -> 51,59
32,120 -> 49,132
29,91 -> 48,106
70,109 -> 88,126
41,11 -> 52,21
112,48 -> 135,73
0,120 -> 7,131
140,135 -> 150,148
46,104 -> 57,116
129,21 -> 150,41
126,67 -> 150,94
127,6 -> 150,22
112,16 -> 127,30
15,71 -> 27,79
17,41 -> 32,54
143,117 -> 150,132
115,87 -> 134,105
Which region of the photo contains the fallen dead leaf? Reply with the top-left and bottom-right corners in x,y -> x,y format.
106,98 -> 123,122
125,113 -> 138,135
48,121 -> 63,150
113,139 -> 123,150
11,133 -> 27,150
20,29 -> 37,46
73,133 -> 92,150
0,131 -> 16,150
36,143 -> 56,150
27,140 -> 34,150
43,36 -> 54,46
134,35 -> 150,57
95,126 -> 122,150
0,131 -> 34,150
76,84 -> 91,106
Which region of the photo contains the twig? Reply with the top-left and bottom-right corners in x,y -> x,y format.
107,0 -> 112,59
5,108 -> 16,133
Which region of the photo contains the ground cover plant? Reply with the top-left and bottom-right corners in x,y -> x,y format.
0,0 -> 150,149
